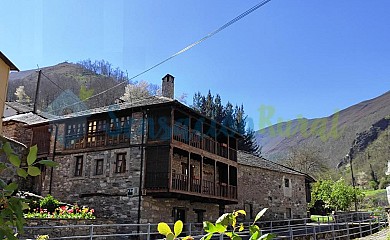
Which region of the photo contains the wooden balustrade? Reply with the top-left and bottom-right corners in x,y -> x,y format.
170,173 -> 237,200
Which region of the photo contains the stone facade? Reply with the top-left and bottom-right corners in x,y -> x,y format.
41,146 -> 143,223
2,121 -> 33,146
141,197 -> 219,223
228,163 -> 307,220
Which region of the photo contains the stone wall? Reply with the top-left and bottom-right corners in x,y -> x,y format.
21,218 -> 115,239
141,196 -> 220,223
227,164 -> 307,221
2,121 -> 33,146
42,146 -> 142,223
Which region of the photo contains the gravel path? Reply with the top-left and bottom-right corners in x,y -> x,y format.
357,228 -> 388,240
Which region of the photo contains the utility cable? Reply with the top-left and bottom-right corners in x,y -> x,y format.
45,0 -> 272,114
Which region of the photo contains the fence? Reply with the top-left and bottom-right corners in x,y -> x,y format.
20,212 -> 388,240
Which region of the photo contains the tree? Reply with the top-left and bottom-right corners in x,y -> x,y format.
0,138 -> 58,239
14,86 -> 31,103
310,178 -> 364,212
282,146 -> 329,178
120,80 -> 159,101
191,91 -> 261,156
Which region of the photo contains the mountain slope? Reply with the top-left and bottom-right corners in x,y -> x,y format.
256,91 -> 390,167
7,62 -> 125,114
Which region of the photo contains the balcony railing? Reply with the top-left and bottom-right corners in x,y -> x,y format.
173,123 -> 237,161
171,173 -> 237,200
64,130 -> 131,150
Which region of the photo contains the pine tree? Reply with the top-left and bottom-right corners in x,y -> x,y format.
214,94 -> 224,123
191,91 -> 261,156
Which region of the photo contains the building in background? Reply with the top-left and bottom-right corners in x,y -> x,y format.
0,51 -> 19,133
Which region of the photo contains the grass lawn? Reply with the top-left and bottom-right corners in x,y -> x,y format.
310,215 -> 334,223
363,189 -> 386,197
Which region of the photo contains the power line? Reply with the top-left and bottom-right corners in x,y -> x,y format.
45,0 -> 272,114
41,71 -> 83,104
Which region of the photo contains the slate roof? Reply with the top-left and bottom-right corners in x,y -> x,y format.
4,102 -> 33,115
238,151 -> 305,176
50,96 -> 175,121
2,112 -> 48,126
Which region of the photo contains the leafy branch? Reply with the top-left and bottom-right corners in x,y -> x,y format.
0,139 -> 58,239
158,209 -> 275,240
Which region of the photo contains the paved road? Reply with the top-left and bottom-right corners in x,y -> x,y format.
357,228 -> 388,240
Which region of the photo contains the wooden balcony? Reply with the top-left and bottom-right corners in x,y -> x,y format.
171,173 -> 237,200
145,172 -> 237,203
173,124 -> 237,161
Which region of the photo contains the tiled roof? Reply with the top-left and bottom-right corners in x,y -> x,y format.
2,112 -> 48,126
238,151 -> 304,176
49,96 -> 175,121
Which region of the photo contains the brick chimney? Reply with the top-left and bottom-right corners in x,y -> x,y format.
162,74 -> 174,99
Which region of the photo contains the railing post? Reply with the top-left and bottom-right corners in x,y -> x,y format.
346,221 -> 350,240
219,233 -> 224,240
289,226 -> 293,240
331,223 -> 335,239
313,225 -> 316,240
369,218 -> 372,235
359,222 -> 362,238
189,223 -> 192,236
304,218 -> 307,235
89,224 -> 94,240
270,221 -> 273,232
147,223 -> 151,240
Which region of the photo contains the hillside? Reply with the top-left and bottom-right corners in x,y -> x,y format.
256,91 -> 390,167
351,117 -> 390,188
7,62 -> 126,114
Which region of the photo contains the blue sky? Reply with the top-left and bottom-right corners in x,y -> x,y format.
1,0 -> 389,130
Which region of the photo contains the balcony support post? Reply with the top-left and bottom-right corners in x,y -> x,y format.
214,160 -> 217,196
227,165 -> 230,197
187,152 -> 191,191
200,156 -> 204,194
227,134 -> 230,160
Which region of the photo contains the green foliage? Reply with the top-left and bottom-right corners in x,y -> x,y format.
379,176 -> 390,189
36,235 -> 49,240
158,209 -> 274,240
39,195 -> 60,213
369,180 -> 379,190
79,84 -> 94,101
192,90 -> 261,156
310,178 -> 365,211
0,139 -> 59,239
310,215 -> 334,223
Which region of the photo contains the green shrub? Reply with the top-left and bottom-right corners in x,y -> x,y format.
40,195 -> 60,213
379,177 -> 390,189
36,235 -> 49,240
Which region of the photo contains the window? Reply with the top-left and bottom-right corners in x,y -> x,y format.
244,203 -> 253,220
87,120 -> 107,147
115,153 -> 126,173
74,156 -> 83,176
284,178 -> 290,188
65,122 -> 85,149
181,163 -> 188,175
95,159 -> 104,175
194,209 -> 205,223
286,208 -> 292,219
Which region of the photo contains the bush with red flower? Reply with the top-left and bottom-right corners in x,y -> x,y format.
24,204 -> 96,219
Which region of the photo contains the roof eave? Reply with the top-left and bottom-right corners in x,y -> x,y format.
0,52 -> 19,71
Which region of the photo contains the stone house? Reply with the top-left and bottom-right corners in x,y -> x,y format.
2,74 -> 313,224
227,151 -> 313,220
0,51 -> 19,133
